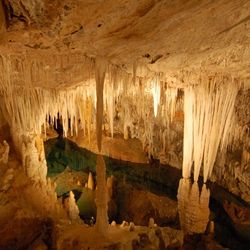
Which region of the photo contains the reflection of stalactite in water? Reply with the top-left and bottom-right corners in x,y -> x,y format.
177,178 -> 210,234
95,154 -> 109,235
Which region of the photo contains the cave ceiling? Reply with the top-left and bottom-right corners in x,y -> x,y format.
0,0 -> 250,87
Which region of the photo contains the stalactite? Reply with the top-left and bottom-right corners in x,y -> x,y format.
182,74 -> 238,182
152,74 -> 161,117
182,86 -> 194,179
95,57 -> 107,152
105,66 -> 115,138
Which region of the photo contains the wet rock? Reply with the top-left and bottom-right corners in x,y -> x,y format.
223,200 -> 250,240
27,239 -> 48,250
117,185 -> 178,226
0,217 -> 54,250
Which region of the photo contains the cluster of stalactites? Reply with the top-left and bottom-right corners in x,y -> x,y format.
0,84 -> 96,139
182,74 -> 238,182
0,54 -> 95,138
117,71 -> 180,158
0,54 -> 181,156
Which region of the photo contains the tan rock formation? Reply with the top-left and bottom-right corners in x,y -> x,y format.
0,0 -> 249,247
64,191 -> 80,221
87,172 -> 94,190
177,178 -> 210,235
0,140 -> 9,164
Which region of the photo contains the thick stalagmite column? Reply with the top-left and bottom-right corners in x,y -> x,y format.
94,56 -> 109,235
177,178 -> 210,234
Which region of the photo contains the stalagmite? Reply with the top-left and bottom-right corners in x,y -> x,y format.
177,178 -> 210,234
87,172 -> 94,190
64,191 -> 80,221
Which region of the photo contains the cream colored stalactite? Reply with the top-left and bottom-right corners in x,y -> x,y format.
203,78 -> 238,182
182,87 -> 194,179
95,57 -> 107,151
193,82 -> 209,181
86,97 -> 93,143
165,87 -> 178,123
0,53 -> 97,139
0,83 -> 97,139
152,75 -> 161,118
104,66 -> 116,138
182,75 -> 238,182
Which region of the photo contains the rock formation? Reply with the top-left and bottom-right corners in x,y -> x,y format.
0,140 -> 9,164
87,172 -> 94,190
177,178 -> 210,235
0,0 -> 249,248
64,191 -> 80,221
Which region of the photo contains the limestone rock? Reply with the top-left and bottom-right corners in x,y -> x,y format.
117,185 -> 178,226
0,140 -> 9,164
223,200 -> 250,240
87,172 -> 94,190
64,191 -> 80,221
177,178 -> 210,234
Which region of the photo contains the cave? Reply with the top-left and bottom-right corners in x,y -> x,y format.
0,1 -> 250,249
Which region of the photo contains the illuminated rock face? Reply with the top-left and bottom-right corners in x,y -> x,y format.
0,2 -> 249,245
